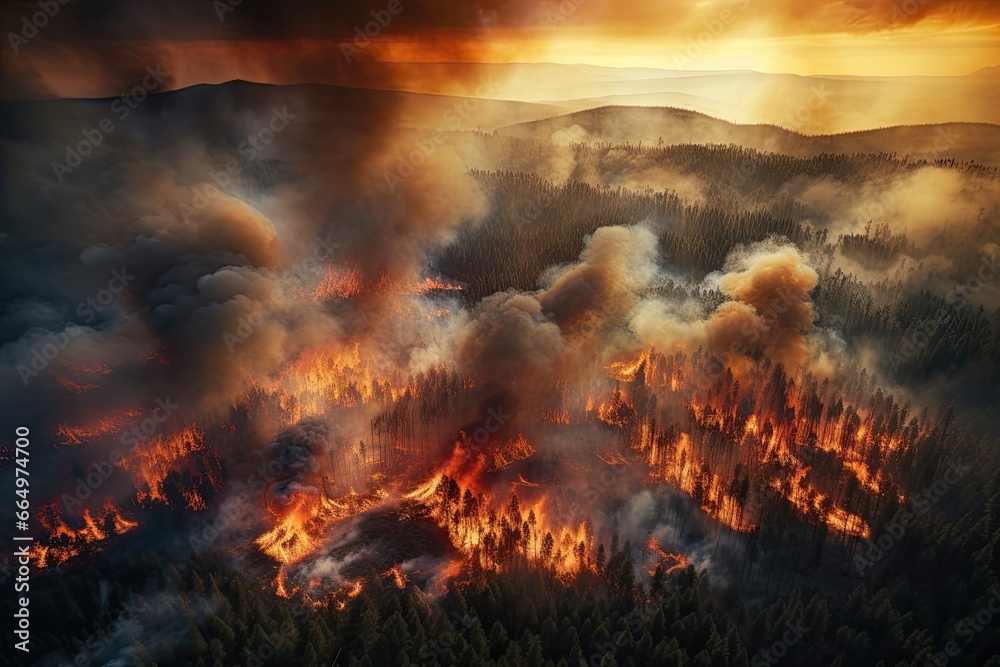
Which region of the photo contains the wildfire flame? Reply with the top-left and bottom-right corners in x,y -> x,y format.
117,425 -> 222,510
316,267 -> 462,300
35,500 -> 138,568
256,488 -> 388,566
645,537 -> 690,576
56,411 -> 136,446
597,347 -> 894,538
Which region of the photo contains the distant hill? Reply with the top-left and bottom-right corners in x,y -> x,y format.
496,105 -> 1000,166
232,61 -> 1000,134
3,80 -> 996,167
0,80 -> 565,139
7,61 -> 996,135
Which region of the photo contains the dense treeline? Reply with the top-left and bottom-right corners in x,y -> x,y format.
604,350 -> 1000,586
439,167 -> 1000,401
839,222 -> 912,268
11,528 -> 1000,667
439,170 -> 819,298
461,132 -> 998,207
814,267 -> 1000,391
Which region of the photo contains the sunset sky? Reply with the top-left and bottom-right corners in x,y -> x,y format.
2,0 -> 997,99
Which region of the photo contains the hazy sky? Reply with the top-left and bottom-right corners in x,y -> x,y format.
2,0 -> 997,100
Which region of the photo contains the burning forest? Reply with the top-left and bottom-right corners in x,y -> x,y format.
2,1 -> 1000,666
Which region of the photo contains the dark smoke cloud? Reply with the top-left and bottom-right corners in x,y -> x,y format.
0,0 -> 543,100
0,67 -> 486,519
263,420 -> 327,505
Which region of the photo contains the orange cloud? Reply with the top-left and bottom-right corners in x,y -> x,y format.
1,0 -> 997,100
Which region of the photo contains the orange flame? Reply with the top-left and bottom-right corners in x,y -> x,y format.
117,425 -> 222,509
35,500 -> 138,568
315,266 -> 461,300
